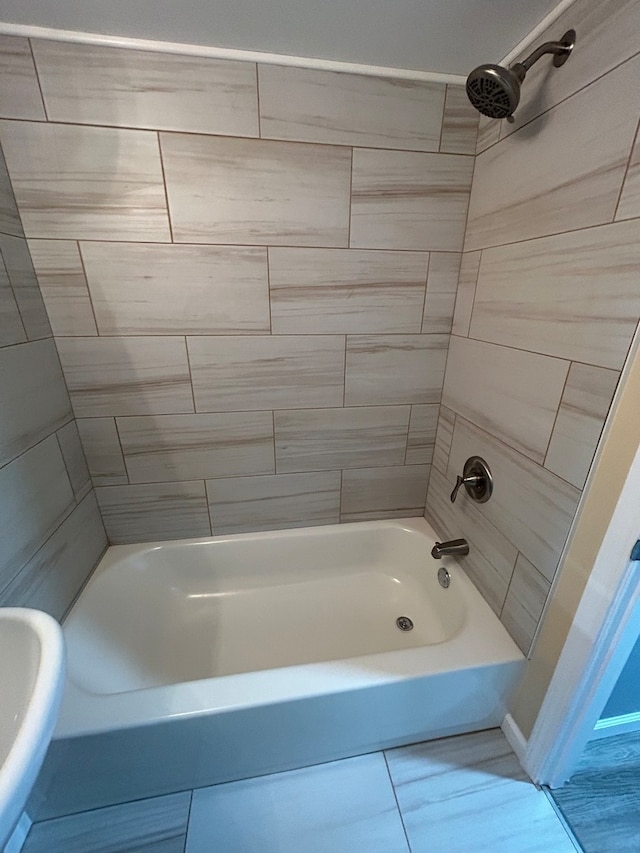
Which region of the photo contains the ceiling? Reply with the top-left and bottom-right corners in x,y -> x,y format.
1,0 -> 561,76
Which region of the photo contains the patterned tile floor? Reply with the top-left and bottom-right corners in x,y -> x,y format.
22,729 -> 580,853
549,731 -> 640,853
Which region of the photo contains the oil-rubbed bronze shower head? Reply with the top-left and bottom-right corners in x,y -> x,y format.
466,29 -> 576,121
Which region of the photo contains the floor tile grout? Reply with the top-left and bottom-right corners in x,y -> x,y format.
383,750 -> 414,853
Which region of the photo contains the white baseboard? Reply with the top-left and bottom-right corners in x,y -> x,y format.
502,713 -> 528,767
592,711 -> 640,740
3,812 -> 32,853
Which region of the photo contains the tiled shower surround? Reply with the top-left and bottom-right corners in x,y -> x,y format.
0,35 -> 478,545
0,0 -> 639,655
0,141 -> 107,617
426,0 -> 640,653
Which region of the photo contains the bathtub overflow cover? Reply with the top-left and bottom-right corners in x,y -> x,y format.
396,616 -> 414,632
438,567 -> 451,589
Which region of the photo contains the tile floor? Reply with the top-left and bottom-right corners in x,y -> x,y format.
550,730 -> 640,853
22,729 -> 580,853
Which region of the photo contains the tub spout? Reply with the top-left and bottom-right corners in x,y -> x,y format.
431,539 -> 469,559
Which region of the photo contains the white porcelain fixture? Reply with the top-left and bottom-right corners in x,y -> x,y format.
0,608 -> 65,847
35,518 -> 523,820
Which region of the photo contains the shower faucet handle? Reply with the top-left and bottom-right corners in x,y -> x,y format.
450,473 -> 481,503
450,457 -> 493,504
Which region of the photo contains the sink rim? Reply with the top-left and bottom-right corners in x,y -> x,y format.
0,607 -> 65,844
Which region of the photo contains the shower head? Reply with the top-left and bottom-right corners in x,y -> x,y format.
466,29 -> 576,121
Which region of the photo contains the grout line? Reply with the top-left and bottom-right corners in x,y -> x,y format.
255,63 -> 262,138
27,38 -> 49,121
0,248 -> 28,342
382,751 -> 414,853
6,236 -> 464,256
203,478 -> 215,535
156,132 -> 175,243
465,249 -> 481,337
76,241 -> 101,334
0,115 -> 474,157
90,460 -> 430,491
542,360 -> 572,468
437,84 -> 448,153
342,334 -> 347,406
266,247 -> 273,334
271,409 -> 277,473
419,252 -> 430,334
183,336 -> 198,413
402,405 -> 411,465
112,417 -> 131,484
182,790 -> 194,853
612,113 -> 640,221
347,147 -> 354,247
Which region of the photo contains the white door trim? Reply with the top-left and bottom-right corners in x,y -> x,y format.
517,434 -> 640,787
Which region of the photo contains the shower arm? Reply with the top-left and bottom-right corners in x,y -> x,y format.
516,39 -> 574,74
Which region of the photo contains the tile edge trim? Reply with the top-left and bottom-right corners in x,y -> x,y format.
0,22 -> 466,84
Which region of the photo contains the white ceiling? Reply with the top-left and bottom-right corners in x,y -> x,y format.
0,0 -> 561,76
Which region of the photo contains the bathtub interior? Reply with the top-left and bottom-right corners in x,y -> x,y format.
63,522 -> 467,696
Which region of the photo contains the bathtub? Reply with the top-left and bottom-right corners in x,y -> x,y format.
31,518 -> 523,819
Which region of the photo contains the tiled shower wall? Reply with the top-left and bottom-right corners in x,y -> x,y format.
0,140 -> 106,618
426,0 -> 640,654
0,36 -> 478,543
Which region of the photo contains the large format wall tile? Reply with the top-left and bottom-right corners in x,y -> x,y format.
77,418 -> 128,486
345,334 -> 448,406
616,131 -> 640,222
28,240 -> 98,336
117,412 -> 274,483
81,243 -> 270,335
544,363 -> 620,489
501,0 -> 640,138
0,339 -> 72,466
96,481 -> 211,544
439,85 -> 478,155
0,492 -> 106,620
465,54 -> 640,250
161,133 -> 351,246
469,219 -> 640,369
341,465 -> 429,521
421,252 -> 460,334
426,467 -> 518,615
188,335 -> 345,412
1,233 -> 52,340
57,337 -> 194,417
0,36 -> 46,120
0,120 -> 171,241
31,40 -> 259,137
259,64 -> 446,150
500,554 -> 551,656
350,149 -> 474,251
448,417 -> 580,583
442,337 -> 569,464
275,406 -> 410,472
0,435 -> 75,591
207,471 -> 341,534
269,248 -> 428,334
405,404 -> 438,466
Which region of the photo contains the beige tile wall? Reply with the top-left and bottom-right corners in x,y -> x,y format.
0,135 -> 106,618
427,0 -> 640,655
0,37 -> 478,544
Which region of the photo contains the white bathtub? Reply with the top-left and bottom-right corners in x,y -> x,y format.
32,518 -> 523,819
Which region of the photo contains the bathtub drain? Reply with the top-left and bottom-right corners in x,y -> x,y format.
396,616 -> 414,632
